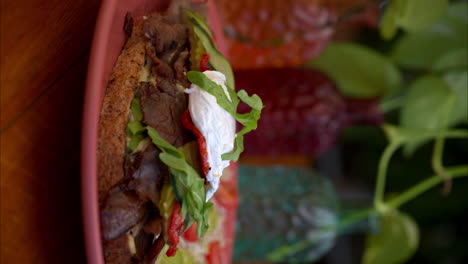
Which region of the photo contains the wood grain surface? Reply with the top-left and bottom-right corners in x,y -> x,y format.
1,0 -> 101,262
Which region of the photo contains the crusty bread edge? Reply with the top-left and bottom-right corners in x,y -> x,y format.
97,21 -> 146,207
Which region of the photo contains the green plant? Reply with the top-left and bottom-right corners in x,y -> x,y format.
269,1 -> 467,263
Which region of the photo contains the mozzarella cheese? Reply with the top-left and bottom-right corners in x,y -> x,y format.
185,71 -> 236,201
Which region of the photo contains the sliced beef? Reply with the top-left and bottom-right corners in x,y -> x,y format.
174,50 -> 190,86
101,190 -> 147,241
143,216 -> 163,236
156,78 -> 178,97
103,234 -> 134,264
143,236 -> 166,264
133,229 -> 154,261
144,13 -> 191,89
139,13 -> 192,147
143,15 -> 189,54
140,82 -> 190,147
103,228 -> 155,264
146,42 -> 174,78
160,43 -> 186,66
126,145 -> 167,204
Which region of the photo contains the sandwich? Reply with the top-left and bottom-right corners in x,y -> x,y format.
97,2 -> 263,263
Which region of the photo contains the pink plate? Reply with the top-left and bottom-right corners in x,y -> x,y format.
81,0 -> 226,263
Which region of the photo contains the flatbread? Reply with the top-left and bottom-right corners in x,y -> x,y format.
97,21 -> 146,206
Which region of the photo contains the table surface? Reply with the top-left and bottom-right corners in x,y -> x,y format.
1,0 -> 101,262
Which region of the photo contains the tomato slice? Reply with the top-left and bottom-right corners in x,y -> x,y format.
166,201 -> 184,257
200,53 -> 211,71
181,109 -> 210,180
182,222 -> 198,242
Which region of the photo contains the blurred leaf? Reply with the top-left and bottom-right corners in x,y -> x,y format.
432,48 -> 468,71
391,2 -> 467,69
400,75 -> 452,131
443,70 -> 468,126
363,211 -> 419,264
380,124 -> 467,150
380,0 -> 447,39
382,124 -> 405,144
379,0 -> 400,39
439,1 -> 468,37
397,0 -> 448,33
307,43 -> 402,98
400,73 -> 467,155
391,34 -> 464,69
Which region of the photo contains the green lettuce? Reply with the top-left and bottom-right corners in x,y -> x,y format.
147,126 -> 212,237
187,71 -> 263,161
127,98 -> 145,152
183,9 -> 235,89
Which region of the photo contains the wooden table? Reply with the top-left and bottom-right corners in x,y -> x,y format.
1,0 -> 102,262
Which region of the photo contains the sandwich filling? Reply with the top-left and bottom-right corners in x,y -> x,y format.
101,13 -> 195,264
99,9 -> 263,264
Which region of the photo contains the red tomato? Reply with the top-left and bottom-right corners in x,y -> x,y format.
166,201 -> 184,257
181,109 -> 210,181
200,53 -> 211,71
183,222 -> 198,242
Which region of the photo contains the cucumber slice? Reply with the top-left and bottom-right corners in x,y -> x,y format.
183,8 -> 213,39
184,10 -> 235,89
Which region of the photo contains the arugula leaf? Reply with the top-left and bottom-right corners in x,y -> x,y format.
147,126 -> 212,237
187,71 -> 263,162
224,109 -> 262,160
237,90 -> 263,110
147,127 -> 183,158
222,127 -> 246,161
